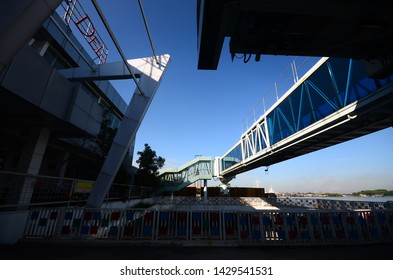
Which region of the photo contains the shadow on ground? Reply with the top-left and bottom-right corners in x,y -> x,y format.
1,241 -> 392,260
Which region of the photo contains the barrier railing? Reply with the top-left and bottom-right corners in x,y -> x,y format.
277,197 -> 390,210
23,207 -> 393,245
0,171 -> 151,210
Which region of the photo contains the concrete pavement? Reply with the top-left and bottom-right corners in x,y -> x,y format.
1,240 -> 392,260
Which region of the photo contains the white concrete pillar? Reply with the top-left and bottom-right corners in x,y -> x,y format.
203,179 -> 208,202
86,55 -> 170,208
17,127 -> 50,206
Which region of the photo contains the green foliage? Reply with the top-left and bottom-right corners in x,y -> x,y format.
114,165 -> 132,184
352,189 -> 393,196
321,193 -> 342,197
136,143 -> 165,174
96,110 -> 133,186
135,143 -> 165,189
96,110 -> 117,158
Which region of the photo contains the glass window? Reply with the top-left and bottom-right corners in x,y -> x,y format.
221,143 -> 242,171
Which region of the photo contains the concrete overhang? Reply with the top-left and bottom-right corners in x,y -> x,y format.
197,0 -> 393,72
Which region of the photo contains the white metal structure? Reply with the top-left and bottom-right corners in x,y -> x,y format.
86,55 -> 171,208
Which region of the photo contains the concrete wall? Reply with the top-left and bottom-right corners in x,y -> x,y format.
0,45 -> 103,137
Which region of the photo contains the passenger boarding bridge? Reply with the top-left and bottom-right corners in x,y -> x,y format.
158,56 -> 393,193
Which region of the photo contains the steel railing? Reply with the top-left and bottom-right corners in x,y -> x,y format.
0,171 -> 152,211
23,207 -> 393,246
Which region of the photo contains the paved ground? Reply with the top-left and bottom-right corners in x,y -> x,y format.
1,241 -> 392,260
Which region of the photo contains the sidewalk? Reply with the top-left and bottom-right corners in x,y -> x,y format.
1,240 -> 392,260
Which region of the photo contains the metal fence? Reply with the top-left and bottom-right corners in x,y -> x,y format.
23,207 -> 393,245
0,171 -> 152,210
277,197 -> 391,210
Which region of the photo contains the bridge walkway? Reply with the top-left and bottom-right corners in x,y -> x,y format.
158,57 -> 393,189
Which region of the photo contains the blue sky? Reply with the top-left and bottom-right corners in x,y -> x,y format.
70,0 -> 392,193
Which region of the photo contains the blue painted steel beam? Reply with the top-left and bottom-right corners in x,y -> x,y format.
219,57 -> 393,177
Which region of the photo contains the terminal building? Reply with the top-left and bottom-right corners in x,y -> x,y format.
0,0 -> 169,212
0,8 -> 127,180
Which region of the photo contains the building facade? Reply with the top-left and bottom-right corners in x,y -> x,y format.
0,2 -> 131,206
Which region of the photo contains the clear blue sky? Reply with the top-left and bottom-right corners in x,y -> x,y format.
72,0 -> 392,194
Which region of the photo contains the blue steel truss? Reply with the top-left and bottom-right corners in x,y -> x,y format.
157,57 -> 393,188
221,57 -> 393,174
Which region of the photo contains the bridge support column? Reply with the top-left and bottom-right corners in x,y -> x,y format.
17,127 -> 50,207
203,179 -> 208,202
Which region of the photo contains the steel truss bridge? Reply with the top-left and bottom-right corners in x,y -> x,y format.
158,56 -> 393,192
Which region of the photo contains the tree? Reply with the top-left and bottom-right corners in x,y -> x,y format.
135,143 -> 165,189
95,110 -> 117,159
95,110 -> 133,186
